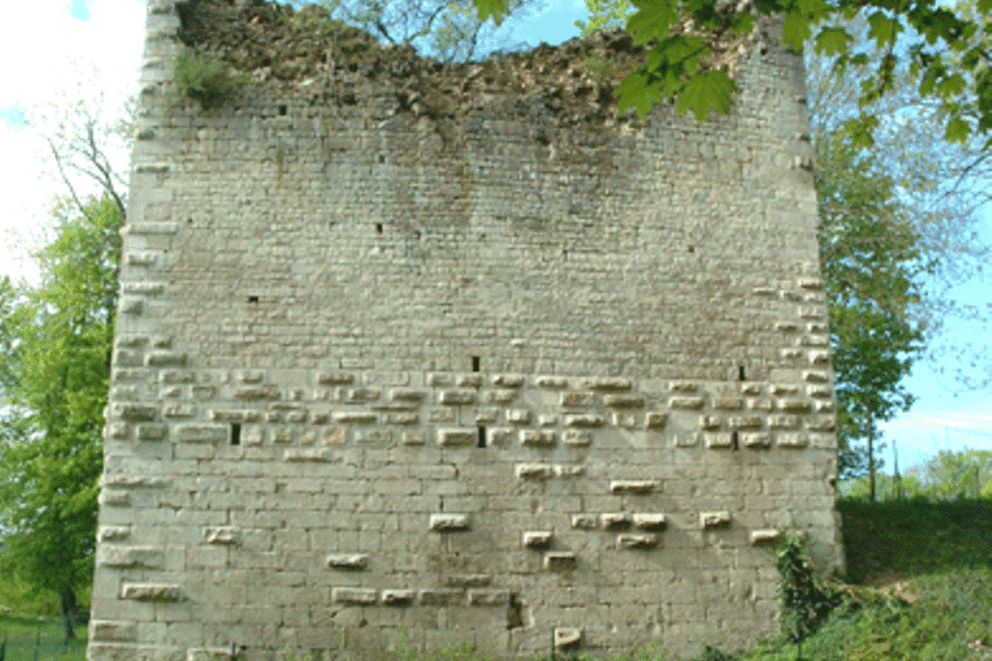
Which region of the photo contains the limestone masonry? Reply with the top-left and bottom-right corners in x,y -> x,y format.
89,1 -> 845,659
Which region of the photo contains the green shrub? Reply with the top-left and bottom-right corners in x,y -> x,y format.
174,49 -> 243,109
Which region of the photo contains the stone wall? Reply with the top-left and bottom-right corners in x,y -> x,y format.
88,2 -> 844,659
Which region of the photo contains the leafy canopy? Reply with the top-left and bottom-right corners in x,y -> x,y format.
479,0 -> 992,143
0,196 -> 122,626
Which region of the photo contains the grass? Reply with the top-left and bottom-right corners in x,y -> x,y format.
0,614 -> 86,661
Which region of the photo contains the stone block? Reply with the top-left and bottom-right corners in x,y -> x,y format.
600,513 -> 631,529
175,424 -> 227,443
382,589 -> 416,606
554,465 -> 585,478
390,388 -> 426,402
332,587 -> 377,605
145,351 -> 187,367
418,589 -> 461,606
632,513 -> 667,530
386,412 -> 419,425
326,553 -> 369,570
807,416 -> 837,432
713,397 -> 744,410
98,526 -> 130,542
704,433 -> 733,449
609,480 -> 658,494
489,389 -> 517,404
438,389 -> 476,405
203,526 -> 239,545
699,415 -> 722,431
491,374 -> 524,388
188,649 -> 236,661
727,415 -> 763,430
554,628 -> 582,649
535,376 -> 569,389
209,410 -> 262,423
571,514 -> 598,529
98,546 -> 164,569
668,381 -> 698,393
90,621 -> 138,642
616,533 -> 659,549
120,297 -> 144,315
516,464 -> 553,480
520,430 -> 556,447
669,396 -> 705,410
750,529 -> 782,545
644,412 -> 668,429
777,433 -> 809,449
543,552 -> 577,570
560,391 -> 595,407
443,574 -> 491,588
803,370 -> 830,383
582,377 -> 632,391
120,583 -> 181,602
603,394 -> 645,408
456,374 -> 483,388
742,432 -> 771,449
506,409 -> 532,424
136,424 -> 168,441
333,411 -> 377,424
467,589 -> 509,606
562,430 -> 592,446
99,490 -> 130,507
114,403 -> 158,422
563,414 -> 604,428
284,448 -> 332,461
437,428 -> 475,446
316,372 -> 353,385
522,531 -> 553,548
700,511 -> 732,529
777,398 -> 811,413
234,385 -> 280,400
162,404 -> 196,418
429,514 -> 470,531
740,382 -> 763,396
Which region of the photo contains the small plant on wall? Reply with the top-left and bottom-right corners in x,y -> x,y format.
174,48 -> 243,109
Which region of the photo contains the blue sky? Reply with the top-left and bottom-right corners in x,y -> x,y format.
1,0 -> 989,471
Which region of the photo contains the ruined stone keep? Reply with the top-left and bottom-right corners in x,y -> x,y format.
89,1 -> 845,659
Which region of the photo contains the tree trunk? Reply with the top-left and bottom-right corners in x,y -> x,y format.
867,419 -> 876,502
59,587 -> 77,642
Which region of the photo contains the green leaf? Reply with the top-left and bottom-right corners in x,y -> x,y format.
814,27 -> 852,56
944,116 -> 971,142
731,10 -> 756,37
626,0 -> 678,46
867,12 -> 901,47
617,69 -> 665,118
674,70 -> 736,121
473,0 -> 510,25
782,10 -> 813,50
843,115 -> 880,148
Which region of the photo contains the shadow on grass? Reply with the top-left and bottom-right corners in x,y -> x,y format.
838,497 -> 992,584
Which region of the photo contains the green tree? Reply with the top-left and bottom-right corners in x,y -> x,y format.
913,449 -> 992,499
816,135 -> 924,493
480,0 -> 992,144
0,196 -> 122,639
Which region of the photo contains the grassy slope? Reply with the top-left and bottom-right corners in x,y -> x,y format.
734,499 -> 992,661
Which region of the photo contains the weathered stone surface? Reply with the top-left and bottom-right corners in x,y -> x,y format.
437,428 -> 475,446
522,531 -> 553,548
616,533 -> 659,549
91,15 -> 843,660
700,511 -> 733,529
554,628 -> 582,649
332,588 -> 377,605
609,480 -> 658,494
429,514 -> 470,531
326,553 -> 369,570
516,464 -> 553,480
175,424 -> 227,443
91,621 -> 138,642
114,403 -> 157,422
544,552 -> 577,570
120,584 -> 181,602
750,529 -> 782,545
564,414 -> 605,428
98,546 -> 164,569
632,513 -> 667,530
203,526 -> 239,545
